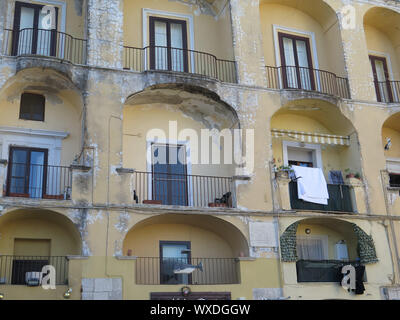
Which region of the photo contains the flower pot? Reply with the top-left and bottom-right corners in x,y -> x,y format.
276,171 -> 289,179
143,200 -> 162,205
209,203 -> 228,208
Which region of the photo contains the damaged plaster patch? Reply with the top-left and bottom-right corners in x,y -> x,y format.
114,211 -> 131,234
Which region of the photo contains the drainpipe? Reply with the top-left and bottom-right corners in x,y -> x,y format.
380,169 -> 400,285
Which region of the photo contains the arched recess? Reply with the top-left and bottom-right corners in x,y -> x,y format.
0,208 -> 82,256
0,68 -> 84,166
364,7 -> 400,102
123,84 -> 241,207
123,213 -> 249,258
271,99 -> 361,179
280,218 -> 378,265
260,0 -> 347,82
382,112 -> 400,186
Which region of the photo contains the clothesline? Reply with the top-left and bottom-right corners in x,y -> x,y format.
271,129 -> 351,146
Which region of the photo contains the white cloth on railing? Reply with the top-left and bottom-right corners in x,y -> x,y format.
292,165 -> 329,205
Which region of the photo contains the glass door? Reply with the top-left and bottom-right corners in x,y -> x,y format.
279,33 -> 315,90
160,242 -> 191,284
370,55 -> 393,102
12,1 -> 58,56
151,144 -> 188,206
7,147 -> 48,198
149,17 -> 188,72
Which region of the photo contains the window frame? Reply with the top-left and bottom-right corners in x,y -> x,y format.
19,92 -> 46,122
278,32 -> 315,90
149,16 -> 188,72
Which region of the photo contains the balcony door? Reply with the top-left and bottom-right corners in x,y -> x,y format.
149,17 -> 188,72
278,32 -> 315,91
151,144 -> 188,206
12,1 -> 58,56
7,147 -> 48,199
160,241 -> 191,285
370,55 -> 393,102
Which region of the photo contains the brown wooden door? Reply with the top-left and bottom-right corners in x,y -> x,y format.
278,32 -> 315,91
370,55 -> 393,102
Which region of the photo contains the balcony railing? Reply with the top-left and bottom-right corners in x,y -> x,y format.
266,65 -> 351,99
289,181 -> 354,213
374,80 -> 400,103
123,45 -> 237,83
296,259 -> 364,283
133,171 -> 234,208
0,255 -> 69,285
136,257 -> 240,285
6,163 -> 72,200
2,28 -> 87,65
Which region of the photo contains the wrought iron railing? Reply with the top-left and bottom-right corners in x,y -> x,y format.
123,45 -> 237,83
0,255 -> 69,285
136,257 -> 240,285
289,181 -> 354,213
6,162 -> 72,200
133,171 -> 234,208
2,28 -> 87,65
374,80 -> 400,103
265,65 -> 351,99
296,259 -> 364,283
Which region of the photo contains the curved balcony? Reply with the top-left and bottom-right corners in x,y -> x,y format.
123,45 -> 237,83
2,28 -> 87,65
265,65 -> 351,99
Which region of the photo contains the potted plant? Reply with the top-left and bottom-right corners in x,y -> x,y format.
274,165 -> 294,179
345,168 -> 361,180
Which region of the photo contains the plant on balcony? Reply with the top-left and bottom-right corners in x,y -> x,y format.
345,169 -> 361,180
274,165 -> 294,179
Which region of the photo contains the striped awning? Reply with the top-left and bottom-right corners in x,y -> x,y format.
271,129 -> 350,146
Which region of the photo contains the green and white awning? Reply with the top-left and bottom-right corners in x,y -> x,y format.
271,129 -> 350,146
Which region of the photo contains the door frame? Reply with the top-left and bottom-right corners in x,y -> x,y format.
278,32 -> 315,90
159,241 -> 192,285
150,143 -> 189,206
6,146 -> 49,198
12,1 -> 59,56
369,54 -> 393,102
149,16 -> 188,72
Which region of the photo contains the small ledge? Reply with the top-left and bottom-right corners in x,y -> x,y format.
237,257 -> 256,261
0,159 -> 7,165
116,168 -> 135,174
67,255 -> 89,260
233,175 -> 251,181
71,165 -> 91,172
115,255 -> 138,260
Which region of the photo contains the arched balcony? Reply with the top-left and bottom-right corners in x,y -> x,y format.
260,0 -> 350,98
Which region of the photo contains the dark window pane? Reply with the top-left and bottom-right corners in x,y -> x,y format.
20,93 -> 45,121
390,174 -> 400,187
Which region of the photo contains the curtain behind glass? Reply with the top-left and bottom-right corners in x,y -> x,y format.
297,237 -> 325,260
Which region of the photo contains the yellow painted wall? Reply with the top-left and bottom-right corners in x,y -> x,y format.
123,0 -> 234,60
123,104 -> 235,178
0,212 -> 81,256
123,223 -> 234,258
383,127 -> 400,159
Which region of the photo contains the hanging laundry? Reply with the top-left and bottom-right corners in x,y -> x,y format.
292,165 -> 330,205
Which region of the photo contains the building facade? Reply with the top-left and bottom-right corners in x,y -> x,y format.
0,0 -> 399,300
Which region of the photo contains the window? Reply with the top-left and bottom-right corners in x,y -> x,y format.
297,236 -> 328,260
160,241 -> 191,285
149,16 -> 188,72
20,93 -> 45,121
278,32 -> 314,90
151,143 -> 188,206
370,55 -> 393,102
389,173 -> 400,188
7,147 -> 48,198
12,1 -> 58,56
